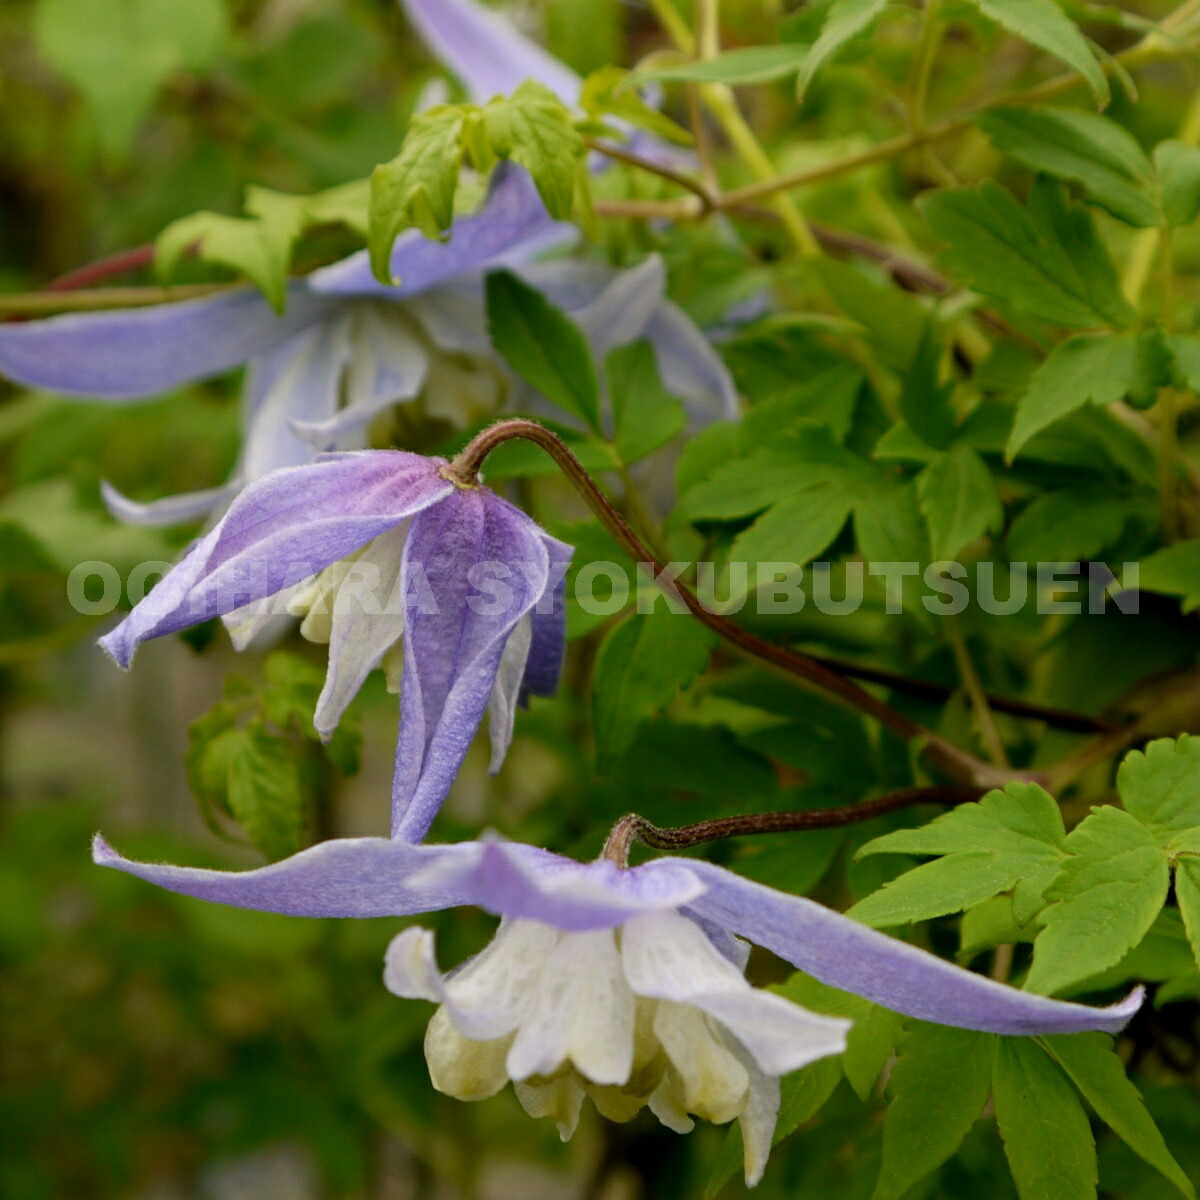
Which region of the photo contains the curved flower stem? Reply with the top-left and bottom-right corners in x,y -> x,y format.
43,243 -> 157,291
449,419 -> 1020,787
602,785 -> 984,864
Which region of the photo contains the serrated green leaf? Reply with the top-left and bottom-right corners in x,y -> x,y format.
1026,805 -> 1170,995
1005,487 -> 1153,562
705,1056 -> 842,1198
479,81 -> 586,220
993,1038 -> 1098,1200
368,106 -> 467,281
1177,860 -> 1200,974
856,783 -> 1067,926
922,180 -> 1135,330
630,44 -> 809,88
1007,333 -> 1139,459
873,1026 -> 997,1200
1117,735 -> 1200,841
580,65 -> 692,144
1041,1032 -> 1195,1199
899,321 -> 955,450
979,107 -> 1157,226
485,269 -> 601,431
591,612 -> 714,766
796,0 -> 889,97
607,340 -> 687,464
728,484 -> 855,579
224,722 -> 309,862
34,0 -> 226,157
1155,139 -> 1200,228
918,444 -> 1003,560
965,0 -> 1108,106
854,480 -> 931,570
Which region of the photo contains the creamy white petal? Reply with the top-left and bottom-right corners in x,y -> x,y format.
507,930 -> 635,1086
222,580 -> 308,651
647,1075 -> 696,1135
653,1001 -> 748,1125
622,910 -> 850,1076
726,1035 -> 781,1188
486,615 -> 532,773
424,1007 -> 511,1101
514,1075 -> 586,1141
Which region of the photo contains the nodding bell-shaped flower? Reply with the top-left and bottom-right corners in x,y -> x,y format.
97,450 -> 572,841
386,912 -> 851,1185
94,834 -> 1145,1187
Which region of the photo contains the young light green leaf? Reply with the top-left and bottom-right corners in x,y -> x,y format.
855,783 -> 1068,926
1006,332 -> 1138,459
224,722 -> 310,862
368,107 -> 467,280
704,1056 -> 842,1198
965,0 -> 1108,106
917,444 -> 1003,560
1041,1032 -> 1195,1199
796,0 -> 889,98
873,1026 -> 997,1200
606,341 -> 687,464
1177,859 -> 1200,974
1117,735 -> 1200,842
628,44 -> 809,88
1025,805 -> 1170,995
591,611 -> 715,766
34,0 -> 226,157
485,270 -> 601,432
921,179 -> 1136,330
978,107 -> 1158,226
993,1038 -> 1098,1200
478,81 -> 587,220
1155,139 -> 1200,228
1127,540 -> 1200,613
580,65 -> 692,143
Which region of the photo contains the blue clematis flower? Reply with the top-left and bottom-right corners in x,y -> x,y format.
99,449 -> 572,842
0,0 -> 734,530
93,832 -> 1144,1187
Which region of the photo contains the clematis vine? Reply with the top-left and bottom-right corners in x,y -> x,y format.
0,0 -> 732,530
93,833 -> 1144,1187
99,449 -> 572,841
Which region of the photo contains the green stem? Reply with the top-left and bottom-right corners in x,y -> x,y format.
947,614 -> 1011,768
1158,222 -> 1181,542
0,283 -> 229,316
908,0 -> 956,186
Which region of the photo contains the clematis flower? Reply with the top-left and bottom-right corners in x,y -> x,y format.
93,834 -> 1144,1187
98,450 -> 572,842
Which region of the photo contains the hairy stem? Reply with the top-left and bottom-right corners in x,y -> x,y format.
448,419 -> 1020,787
601,785 -> 984,864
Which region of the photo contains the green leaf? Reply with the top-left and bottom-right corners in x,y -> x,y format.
628,44 -> 809,87
796,0 -> 889,98
1025,805 -> 1170,995
917,444 -> 1003,560
1041,1032 -> 1195,1199
964,0 -> 1108,106
1005,487 -> 1153,562
477,81 -> 587,220
606,341 -> 687,464
1117,736 -> 1200,842
899,321 -> 956,450
854,783 -> 1068,926
813,258 -> 926,369
728,484 -> 855,579
921,179 -> 1136,330
224,722 -> 310,862
978,107 -> 1158,226
873,1026 -> 997,1200
34,0 -> 226,157
854,480 -> 931,568
368,106 -> 467,280
1128,540 -> 1200,612
591,612 -> 714,766
1177,859 -> 1200,974
580,65 -> 692,143
1155,139 -> 1200,228
1007,333 -> 1139,459
485,270 -> 601,431
993,1038 -> 1098,1200
705,1056 -> 842,1198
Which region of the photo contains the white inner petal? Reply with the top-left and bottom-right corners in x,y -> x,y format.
486,615 -> 533,773
424,1007 -> 511,1102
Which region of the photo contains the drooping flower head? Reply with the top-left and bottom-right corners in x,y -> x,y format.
93,833 -> 1144,1187
99,450 -> 572,841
